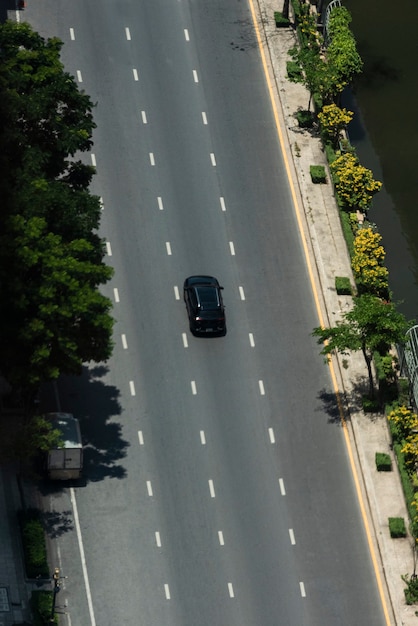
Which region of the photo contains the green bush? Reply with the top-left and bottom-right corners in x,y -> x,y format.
310,165 -> 326,184
335,276 -> 352,295
19,509 -> 49,579
287,61 -> 303,82
402,574 -> 418,605
274,11 -> 290,27
31,590 -> 58,625
296,109 -> 314,128
325,142 -> 337,165
339,210 -> 355,258
389,517 -> 406,538
375,452 -> 392,471
362,395 -> 380,413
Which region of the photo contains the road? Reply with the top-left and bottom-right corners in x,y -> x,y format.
27,0 -> 387,624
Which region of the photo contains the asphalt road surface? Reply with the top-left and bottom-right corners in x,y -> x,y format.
28,0 -> 387,624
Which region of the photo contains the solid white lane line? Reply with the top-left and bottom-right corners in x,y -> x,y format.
125,27 -> 131,40
106,241 -> 112,256
184,28 -> 190,41
164,584 -> 170,600
182,333 -> 188,348
146,480 -> 153,496
210,153 -> 216,166
157,197 -> 164,210
300,582 -> 306,597
268,428 -> 275,443
69,28 -> 75,40
113,288 -> 120,303
141,110 -> 147,124
208,479 -> 215,497
70,489 -> 97,626
91,153 -> 96,167
191,380 -> 197,395
138,431 -> 144,445
218,531 -> 224,545
149,153 -> 155,166
228,583 -> 234,598
129,381 -> 136,396
121,334 -> 128,349
202,111 -> 208,125
220,197 -> 226,212
249,333 -> 255,347
155,531 -> 161,547
166,242 -> 172,255
193,69 -> 199,83
200,430 -> 206,445
279,478 -> 286,495
229,241 -> 235,256
239,286 -> 245,300
289,528 -> 296,545
259,380 -> 265,395
77,70 -> 83,83
133,68 -> 139,81
174,286 -> 180,300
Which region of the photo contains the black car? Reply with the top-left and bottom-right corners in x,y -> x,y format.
183,275 -> 226,335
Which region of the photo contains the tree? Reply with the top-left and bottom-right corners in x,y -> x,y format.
0,215 -> 114,390
313,294 -> 410,398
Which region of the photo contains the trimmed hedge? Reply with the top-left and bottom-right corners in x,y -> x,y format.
274,11 -> 290,27
375,452 -> 392,471
310,165 -> 326,184
287,61 -> 303,82
18,508 -> 49,579
295,109 -> 314,128
31,590 -> 58,625
389,517 -> 406,538
335,276 -> 352,296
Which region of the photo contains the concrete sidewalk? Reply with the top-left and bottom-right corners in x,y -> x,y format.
253,1 -> 417,624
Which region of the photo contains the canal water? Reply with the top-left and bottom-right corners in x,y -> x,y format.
338,0 -> 418,321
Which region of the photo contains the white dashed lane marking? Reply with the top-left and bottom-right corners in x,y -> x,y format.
125,27 -> 131,40
164,584 -> 170,600
289,529 -> 296,545
141,111 -> 147,124
218,531 -> 224,545
133,68 -> 139,81
239,286 -> 245,300
146,481 -> 153,496
184,28 -> 190,41
268,428 -> 275,444
129,381 -> 136,396
182,333 -> 188,348
155,532 -> 161,547
106,241 -> 112,256
202,112 -> 208,125
208,479 -> 215,497
210,153 -> 216,166
138,431 -> 144,445
259,380 -> 265,395
121,334 -> 128,349
229,242 -> 235,256
174,286 -> 180,300
300,582 -> 306,597
249,333 -> 255,347
113,288 -> 120,303
228,583 -> 234,598
193,70 -> 199,83
166,242 -> 172,255
157,197 -> 164,210
200,430 -> 206,445
76,70 -> 82,83
220,197 -> 226,212
191,381 -> 197,395
279,478 -> 286,495
149,153 -> 155,166
69,28 -> 75,40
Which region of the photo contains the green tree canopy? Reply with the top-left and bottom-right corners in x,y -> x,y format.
313,294 -> 410,398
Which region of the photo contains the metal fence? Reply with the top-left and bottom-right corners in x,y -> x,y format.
399,325 -> 418,410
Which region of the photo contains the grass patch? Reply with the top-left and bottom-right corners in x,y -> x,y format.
375,452 -> 392,471
18,508 -> 49,579
274,11 -> 290,27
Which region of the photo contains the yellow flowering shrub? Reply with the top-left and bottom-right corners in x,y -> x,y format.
388,405 -> 418,440
317,104 -> 353,144
351,227 -> 389,294
330,153 -> 382,210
